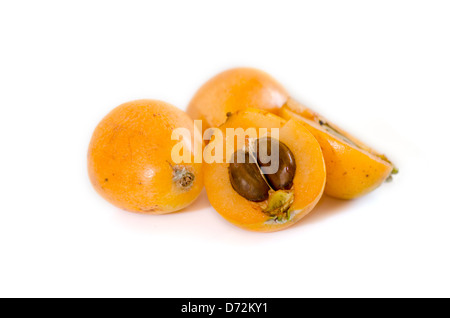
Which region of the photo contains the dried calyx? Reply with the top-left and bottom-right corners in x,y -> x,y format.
168,162 -> 195,190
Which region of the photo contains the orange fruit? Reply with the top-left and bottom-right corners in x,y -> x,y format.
187,67 -> 288,134
88,99 -> 203,213
279,99 -> 397,199
203,108 -> 326,232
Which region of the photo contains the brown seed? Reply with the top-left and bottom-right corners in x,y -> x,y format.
228,138 -> 297,202
256,137 -> 296,190
228,150 -> 270,202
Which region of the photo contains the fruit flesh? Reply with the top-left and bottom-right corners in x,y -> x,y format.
187,67 -> 288,134
204,108 -> 326,232
88,99 -> 203,213
279,98 -> 395,199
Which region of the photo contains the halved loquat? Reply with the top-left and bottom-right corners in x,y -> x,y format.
88,99 -> 204,214
279,99 -> 397,199
203,108 -> 326,232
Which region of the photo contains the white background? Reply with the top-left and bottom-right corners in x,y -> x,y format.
1,0 -> 449,298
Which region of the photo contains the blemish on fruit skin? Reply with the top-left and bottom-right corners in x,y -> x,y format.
366,174 -> 369,178
105,178 -> 109,182
140,205 -> 159,212
343,172 -> 347,176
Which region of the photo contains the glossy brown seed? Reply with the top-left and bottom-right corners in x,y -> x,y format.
228,150 -> 270,202
256,137 -> 296,190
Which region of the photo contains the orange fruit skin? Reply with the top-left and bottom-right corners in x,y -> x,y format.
279,100 -> 394,199
88,99 -> 203,214
187,67 -> 288,134
204,108 -> 326,232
